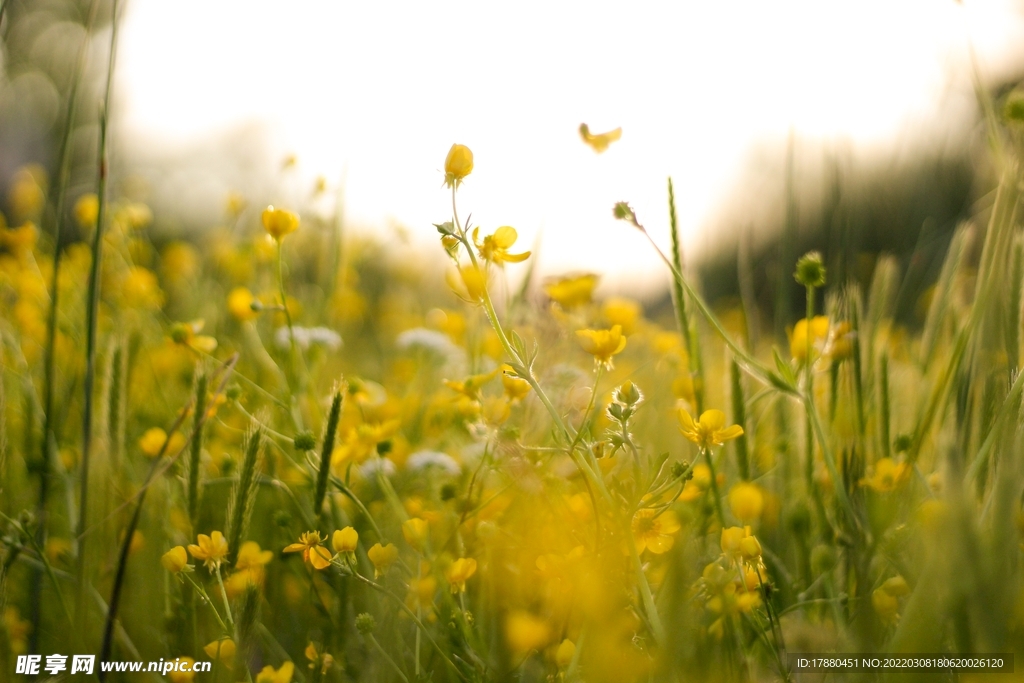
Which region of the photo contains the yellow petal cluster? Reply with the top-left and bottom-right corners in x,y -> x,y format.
678,409 -> 743,451
575,325 -> 627,370
444,144 -> 474,187
262,206 -> 300,242
284,531 -> 333,570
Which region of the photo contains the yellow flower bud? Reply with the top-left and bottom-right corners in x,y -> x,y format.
332,526 -> 359,553
739,536 -> 762,562
161,546 -> 190,573
74,194 -> 99,229
402,518 -> 429,551
444,144 -> 474,187
555,639 -> 576,669
261,206 -> 299,241
227,287 -> 259,322
367,543 -> 399,577
728,482 -> 764,523
203,638 -> 236,664
445,557 -> 477,593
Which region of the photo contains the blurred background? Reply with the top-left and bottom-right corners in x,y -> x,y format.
3,0 -> 1024,302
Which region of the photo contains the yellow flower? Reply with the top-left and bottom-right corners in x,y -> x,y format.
575,325 -> 627,370
261,206 -> 300,241
721,526 -> 762,565
188,531 -> 229,570
602,296 -> 642,334
872,587 -> 899,623
445,557 -> 478,593
444,368 -> 498,400
446,263 -> 488,302
505,611 -> 551,653
226,192 -> 247,217
727,482 -> 764,523
204,638 -> 235,664
227,286 -> 259,321
170,320 -> 218,353
631,508 -> 681,554
74,193 -> 99,228
402,518 -> 429,551
472,226 -> 530,264
139,427 -> 186,458
555,639 -> 576,669
332,526 -> 359,553
861,458 -> 910,493
678,409 -> 743,451
9,166 -> 45,220
118,202 -> 153,230
161,242 -> 199,282
161,546 -> 191,573
406,575 -> 438,611
121,266 -> 165,310
790,316 -> 830,362
256,661 -> 295,683
367,542 -> 399,578
0,221 -> 38,256
444,143 -> 474,187
168,657 -> 197,683
235,541 -> 273,570
544,273 -> 598,309
284,531 -> 333,570
579,123 -> 622,153
501,365 -> 531,400
225,567 -> 265,599
3,607 -> 30,655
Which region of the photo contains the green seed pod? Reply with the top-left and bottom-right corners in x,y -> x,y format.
794,251 -> 827,288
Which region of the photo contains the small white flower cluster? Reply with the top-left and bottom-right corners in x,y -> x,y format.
359,457 -> 397,479
274,326 -> 343,351
396,327 -> 461,357
406,450 -> 461,477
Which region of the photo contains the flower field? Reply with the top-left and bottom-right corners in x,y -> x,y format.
4,10 -> 1024,683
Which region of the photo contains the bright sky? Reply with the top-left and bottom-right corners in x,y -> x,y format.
116,1 -> 1024,291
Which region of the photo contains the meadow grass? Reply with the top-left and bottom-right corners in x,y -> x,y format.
4,27 -> 1024,683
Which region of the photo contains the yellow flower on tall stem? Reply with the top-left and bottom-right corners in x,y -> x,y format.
187,531 -> 229,571
575,325 -> 627,370
261,206 -> 299,242
283,532 -> 333,570
444,144 -> 474,187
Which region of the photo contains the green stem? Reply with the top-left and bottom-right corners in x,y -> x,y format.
637,224 -> 777,388
367,633 -> 410,683
215,566 -> 234,626
704,447 -> 727,528
625,528 -> 665,646
78,0 -> 121,600
183,572 -> 229,634
35,0 -> 101,652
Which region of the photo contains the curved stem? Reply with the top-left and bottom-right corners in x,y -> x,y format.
350,572 -> 468,682
183,573 -> 229,634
